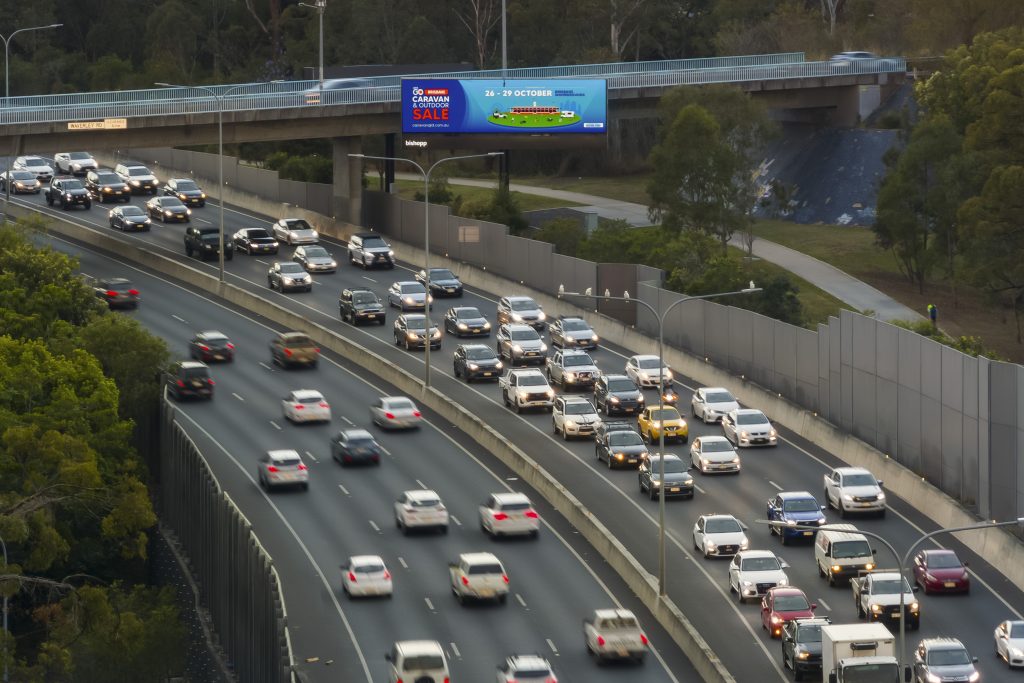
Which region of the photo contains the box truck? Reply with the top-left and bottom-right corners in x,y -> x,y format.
822,623 -> 899,683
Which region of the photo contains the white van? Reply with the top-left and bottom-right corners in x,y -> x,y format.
814,524 -> 876,586
386,640 -> 449,683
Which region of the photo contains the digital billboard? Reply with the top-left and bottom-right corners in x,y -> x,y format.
402,79 -> 607,136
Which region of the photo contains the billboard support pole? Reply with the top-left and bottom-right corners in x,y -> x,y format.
499,150 -> 510,193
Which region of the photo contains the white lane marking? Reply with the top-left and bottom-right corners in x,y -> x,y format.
255,259 -> 268,264
415,479 -> 427,489
80,271 -> 92,279
398,556 -> 408,569
170,413 -> 373,682
232,392 -> 245,402
424,597 -> 435,611
269,420 -> 282,430
515,593 -> 527,608
768,480 -> 784,491
694,483 -> 706,494
546,638 -> 559,655
817,599 -> 831,611
449,642 -> 461,659
196,218 -> 212,225
259,361 -> 274,371
171,314 -> 187,323
379,445 -> 392,457
337,483 -> 350,495
363,276 -> 377,283
368,520 -> 381,533
450,515 -> 462,526
305,450 -> 318,463
340,415 -> 353,425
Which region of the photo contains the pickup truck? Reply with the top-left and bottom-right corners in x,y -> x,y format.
545,349 -> 600,389
823,466 -> 886,517
500,369 -> 554,413
449,552 -> 508,604
851,570 -> 920,629
583,608 -> 649,663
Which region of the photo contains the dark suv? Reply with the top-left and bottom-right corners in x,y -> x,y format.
165,361 -> 214,400
781,617 -> 831,679
85,170 -> 131,203
594,374 -> 645,416
347,232 -> 395,269
339,287 -> 386,325
44,177 -> 91,210
185,226 -> 233,261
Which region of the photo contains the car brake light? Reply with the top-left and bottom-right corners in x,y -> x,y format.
525,510 -> 539,519
105,290 -> 118,297
443,678 -> 449,683
298,463 -> 308,471
502,574 -> 509,583
596,636 -> 606,646
640,633 -> 649,645
318,402 -> 329,408
461,576 -> 469,586
396,678 -> 403,683
385,412 -> 395,419
314,347 -> 320,353
176,380 -> 184,387
207,379 -> 215,385
226,342 -> 235,349
493,512 -> 508,521
284,348 -> 293,356
347,571 -> 356,582
266,465 -> 278,472
412,410 -> 422,417
127,289 -> 139,296
294,404 -> 304,410
199,344 -> 210,351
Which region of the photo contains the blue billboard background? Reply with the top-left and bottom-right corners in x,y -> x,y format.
402,79 -> 607,135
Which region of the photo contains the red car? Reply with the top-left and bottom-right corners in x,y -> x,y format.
912,549 -> 970,594
761,587 -> 816,638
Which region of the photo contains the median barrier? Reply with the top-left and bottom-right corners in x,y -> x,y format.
20,203 -> 735,683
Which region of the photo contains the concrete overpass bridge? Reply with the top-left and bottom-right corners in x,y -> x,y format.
0,51 -> 904,224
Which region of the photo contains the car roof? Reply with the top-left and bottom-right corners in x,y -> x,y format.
353,231 -> 383,238
511,369 -> 546,377
395,280 -> 421,287
604,373 -> 631,380
404,489 -> 439,501
104,277 -> 132,286
339,428 -> 374,440
700,386 -> 730,393
349,554 -> 385,565
835,466 -> 872,475
767,586 -> 806,597
506,323 -> 536,332
507,654 -> 551,669
289,389 -> 324,400
381,395 -> 415,404
395,640 -> 444,655
279,331 -> 312,341
557,316 -> 586,323
492,492 -> 531,506
460,551 -> 501,565
701,513 -> 740,522
459,343 -> 491,351
506,295 -> 537,303
737,550 -> 777,559
648,453 -> 682,462
179,360 -> 207,370
267,449 -> 301,461
920,637 -> 967,650
561,349 -> 591,357
594,608 -> 636,620
736,408 -> 766,416
920,548 -> 958,558
450,306 -> 480,313
778,490 -> 815,500
195,330 -> 227,339
697,435 -> 731,444
630,354 -> 660,361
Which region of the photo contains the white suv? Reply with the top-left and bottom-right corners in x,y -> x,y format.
386,640 -> 449,683
551,396 -> 601,440
729,549 -> 790,602
479,492 -> 540,538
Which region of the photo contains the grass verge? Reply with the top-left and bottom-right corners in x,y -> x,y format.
385,178 -> 583,211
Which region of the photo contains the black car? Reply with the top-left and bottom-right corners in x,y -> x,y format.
782,617 -> 831,680
90,277 -> 139,309
44,177 -> 91,210
595,426 -> 649,470
85,170 -> 131,203
393,314 -> 441,351
109,205 -> 151,231
233,228 -> 279,255
638,454 -> 694,500
185,226 -> 233,261
330,428 -> 383,466
188,331 -> 235,363
146,196 -> 190,222
267,262 -> 312,292
339,287 -> 386,325
415,267 -> 463,297
444,306 -> 490,337
453,344 -> 504,382
594,374 -> 645,416
165,361 -> 214,401
163,178 -> 206,207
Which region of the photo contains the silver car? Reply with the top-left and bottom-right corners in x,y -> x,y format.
257,449 -> 309,491
292,245 -> 337,273
496,323 -> 547,366
273,217 -> 319,245
13,155 -> 53,182
691,386 -> 739,423
370,396 -> 422,430
387,281 -> 431,311
721,408 -> 777,447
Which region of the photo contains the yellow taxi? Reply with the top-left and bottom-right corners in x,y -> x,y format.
637,405 -> 688,443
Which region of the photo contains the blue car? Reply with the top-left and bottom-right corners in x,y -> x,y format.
767,491 -> 827,545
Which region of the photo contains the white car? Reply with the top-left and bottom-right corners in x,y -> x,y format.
497,655 -> 557,683
370,396 -> 422,430
728,550 -> 789,603
387,641 -> 449,683
479,492 -> 540,538
625,354 -> 672,388
690,386 -> 739,423
394,489 -> 449,534
823,466 -> 886,517
282,389 -> 331,423
54,151 -> 98,175
12,155 -> 54,182
551,396 -> 602,440
273,217 -> 319,245
995,620 -> 1024,668
692,514 -> 749,558
721,408 -> 777,447
257,449 -> 309,491
690,435 -> 741,474
341,555 -> 392,598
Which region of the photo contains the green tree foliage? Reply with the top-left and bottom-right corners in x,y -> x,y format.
889,319 -> 1004,360
534,218 -> 588,256
461,187 -> 530,234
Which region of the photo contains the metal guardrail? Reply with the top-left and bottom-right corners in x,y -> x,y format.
0,55 -> 904,126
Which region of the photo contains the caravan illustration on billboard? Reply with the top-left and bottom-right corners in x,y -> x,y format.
487,104 -> 581,129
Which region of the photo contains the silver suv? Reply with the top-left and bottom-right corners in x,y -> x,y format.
348,232 -> 395,269
496,323 -> 547,366
114,162 -> 159,194
912,638 -> 978,683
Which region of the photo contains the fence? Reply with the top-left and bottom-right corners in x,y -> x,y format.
158,399 -> 294,683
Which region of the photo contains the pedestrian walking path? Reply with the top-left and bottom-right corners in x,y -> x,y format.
394,173 -> 921,322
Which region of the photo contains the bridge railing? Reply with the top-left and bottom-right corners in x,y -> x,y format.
0,56 -> 904,125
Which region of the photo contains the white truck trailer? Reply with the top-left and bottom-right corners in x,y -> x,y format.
822,623 -> 900,683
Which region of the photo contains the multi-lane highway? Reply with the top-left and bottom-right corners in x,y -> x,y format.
16,175 -> 1024,682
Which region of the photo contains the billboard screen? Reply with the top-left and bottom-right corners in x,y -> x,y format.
402,79 -> 607,135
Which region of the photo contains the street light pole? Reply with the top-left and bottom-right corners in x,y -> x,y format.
156,82 -> 251,283
561,284 -> 761,595
1,23 -> 62,219
350,152 -> 503,388
299,0 -> 326,87
501,0 -> 508,73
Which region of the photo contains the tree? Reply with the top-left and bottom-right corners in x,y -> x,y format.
534,218 -> 588,256
454,0 -> 501,69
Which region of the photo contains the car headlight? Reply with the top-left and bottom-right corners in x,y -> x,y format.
771,615 -> 782,624
565,372 -> 576,381
968,673 -> 980,683
740,430 -> 749,438
483,321 -> 491,329
925,673 -> 941,683
637,395 -> 645,403
545,388 -> 554,397
164,210 -> 172,215
130,179 -> 141,186
564,420 -> 577,428
842,494 -> 853,501
329,261 -> 337,267
777,577 -> 788,586
705,542 -> 716,551
831,564 -> 842,572
864,563 -> 874,571
797,651 -> 810,660
407,332 -> 418,340
640,371 -> 649,379
592,334 -> 599,341
511,313 -> 523,322
742,580 -> 753,587
495,361 -> 503,369
282,277 -> 294,283
817,516 -> 827,524
876,493 -> 885,500
311,230 -> 319,238
457,323 -> 468,330
404,297 -> 414,304
14,182 -> 24,188
740,538 -> 749,549
65,193 -> 72,198
388,250 -> 394,256
467,363 -> 479,370
200,193 -> 207,198
665,370 -> 673,379
537,311 -> 546,321
1011,647 -> 1024,657
518,391 -> 529,399
178,193 -> 187,200
539,342 -> 547,352
731,457 -> 740,464
186,208 -> 192,215
769,428 -> 777,437
432,330 -> 441,339
512,344 -> 523,353
870,604 -> 882,613
786,519 -> 797,526
909,601 -> 919,612
144,219 -> 151,224
609,396 -> 620,403
614,453 -> 624,460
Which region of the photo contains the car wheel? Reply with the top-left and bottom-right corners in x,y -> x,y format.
607,455 -> 614,470
824,489 -> 832,510
794,666 -> 804,681
649,486 -> 657,501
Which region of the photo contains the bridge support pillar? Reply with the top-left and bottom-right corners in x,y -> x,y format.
332,136 -> 363,225
384,134 -> 396,192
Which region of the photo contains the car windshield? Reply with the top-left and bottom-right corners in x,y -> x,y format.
69,152 -> 91,160
456,308 -> 482,319
465,348 -> 495,360
272,457 -> 301,467
1011,624 -> 1024,638
741,556 -> 781,571
511,667 -> 550,678
285,219 -> 313,231
873,579 -> 912,594
175,180 -> 199,191
561,319 -> 588,331
563,355 -> 592,366
121,206 -> 145,216
650,408 -> 679,420
404,317 -> 427,330
782,499 -> 819,512
499,502 -> 530,511
127,167 -> 150,176
385,399 -> 415,411
295,395 -> 323,404
200,235 -> 223,244
774,595 -> 810,612
352,292 -> 378,304
346,437 -> 375,447
11,171 -> 34,180
565,402 -> 594,415
706,518 -> 742,533
927,649 -> 971,666
23,157 -> 45,166
706,391 -> 735,403
162,198 -> 185,208
62,180 -> 83,190
401,283 -> 425,294
279,263 -> 305,274
702,440 -> 734,453
519,374 -> 546,387
736,412 -> 767,425
651,458 -> 685,473
302,246 -> 329,258
509,299 -> 536,311
362,236 -> 388,249
96,173 -> 120,183
599,617 -> 638,629
429,268 -> 455,279
402,655 -> 444,671
637,358 -> 662,369
797,624 -> 823,642
843,474 -> 877,487
608,379 -> 636,392
926,553 -> 962,569
409,497 -> 439,508
833,541 -> 871,558
467,563 -> 503,575
352,562 -> 385,574
181,367 -> 208,380
510,328 -> 539,341
608,432 -> 642,446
